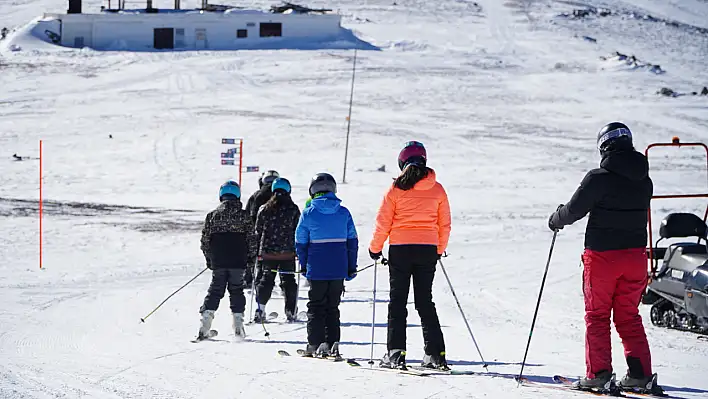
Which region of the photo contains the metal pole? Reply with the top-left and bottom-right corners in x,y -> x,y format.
368,259 -> 378,365
438,258 -> 488,369
517,230 -> 558,383
39,139 -> 43,270
239,139 -> 243,186
342,48 -> 358,184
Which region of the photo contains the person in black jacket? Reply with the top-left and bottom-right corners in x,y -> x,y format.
253,178 -> 301,322
548,122 -> 662,395
244,170 -> 280,286
197,181 -> 257,340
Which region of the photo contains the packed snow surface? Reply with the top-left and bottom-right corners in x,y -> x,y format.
1,0 -> 707,398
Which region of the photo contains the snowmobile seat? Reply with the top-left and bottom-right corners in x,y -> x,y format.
648,247 -> 667,260
650,213 -> 708,262
659,213 -> 707,240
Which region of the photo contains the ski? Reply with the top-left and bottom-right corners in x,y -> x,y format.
295,348 -> 347,362
354,365 -> 431,376
191,329 -> 218,343
517,375 -> 626,397
279,350 -> 426,375
408,365 -> 476,376
555,375 -> 672,399
247,311 -> 279,325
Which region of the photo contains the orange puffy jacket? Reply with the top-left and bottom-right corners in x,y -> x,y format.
369,169 -> 451,255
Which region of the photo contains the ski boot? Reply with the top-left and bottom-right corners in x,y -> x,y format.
572,370 -> 621,395
285,309 -> 297,323
232,312 -> 246,340
329,342 -> 342,360
301,344 -> 318,357
421,351 -> 450,371
253,308 -> 267,323
380,349 -> 407,369
618,373 -> 664,396
197,310 -> 215,340
315,342 -> 331,358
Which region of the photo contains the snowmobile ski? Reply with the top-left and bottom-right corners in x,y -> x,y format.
191,329 -> 218,343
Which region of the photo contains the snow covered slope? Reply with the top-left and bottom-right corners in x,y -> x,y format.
1,0 -> 707,398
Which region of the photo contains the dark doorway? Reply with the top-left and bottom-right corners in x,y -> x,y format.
154,28 -> 174,49
259,23 -> 282,37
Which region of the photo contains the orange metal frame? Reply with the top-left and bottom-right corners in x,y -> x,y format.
646,137 -> 708,277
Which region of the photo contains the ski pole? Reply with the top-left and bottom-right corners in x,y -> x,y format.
356,262 -> 376,274
438,258 -> 489,369
140,267 -> 208,323
368,258 -> 380,365
516,230 -> 559,384
249,234 -> 266,322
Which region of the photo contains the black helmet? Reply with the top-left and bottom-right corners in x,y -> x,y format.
597,122 -> 633,155
309,173 -> 336,197
258,170 -> 280,187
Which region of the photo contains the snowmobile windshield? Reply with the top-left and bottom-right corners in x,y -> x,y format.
693,267 -> 708,292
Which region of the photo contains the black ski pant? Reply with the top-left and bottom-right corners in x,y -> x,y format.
200,268 -> 246,314
387,245 -> 445,355
307,279 -> 344,347
256,259 -> 298,313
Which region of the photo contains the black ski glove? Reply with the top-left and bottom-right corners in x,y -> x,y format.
548,204 -> 564,232
206,258 -> 213,270
369,250 -> 382,261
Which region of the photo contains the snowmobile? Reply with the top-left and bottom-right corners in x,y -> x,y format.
642,137 -> 708,335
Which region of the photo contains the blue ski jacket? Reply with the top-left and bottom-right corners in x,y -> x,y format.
295,192 -> 358,280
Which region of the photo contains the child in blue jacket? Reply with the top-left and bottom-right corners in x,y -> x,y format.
295,173 -> 358,357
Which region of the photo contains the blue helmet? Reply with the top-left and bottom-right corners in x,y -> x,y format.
271,177 -> 291,193
219,180 -> 241,201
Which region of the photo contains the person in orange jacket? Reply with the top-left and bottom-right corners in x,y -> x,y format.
369,141 -> 452,370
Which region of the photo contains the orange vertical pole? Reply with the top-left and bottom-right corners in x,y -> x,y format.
39,139 -> 43,270
239,139 -> 243,186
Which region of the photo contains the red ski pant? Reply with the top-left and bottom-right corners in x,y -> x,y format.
582,248 -> 652,379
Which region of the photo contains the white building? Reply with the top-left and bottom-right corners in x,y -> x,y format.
41,0 -> 343,51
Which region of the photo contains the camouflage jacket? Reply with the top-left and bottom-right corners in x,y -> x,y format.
200,199 -> 258,269
255,200 -> 301,257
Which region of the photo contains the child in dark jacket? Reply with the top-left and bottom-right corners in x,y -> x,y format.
295,173 -> 358,357
254,177 -> 301,323
198,181 -> 257,340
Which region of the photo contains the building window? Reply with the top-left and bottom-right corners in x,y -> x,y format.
246,22 -> 255,27
175,28 -> 185,48
259,22 -> 282,37
237,29 -> 247,38
74,36 -> 84,47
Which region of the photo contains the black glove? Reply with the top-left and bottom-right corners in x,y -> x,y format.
369,250 -> 382,261
206,258 -> 213,270
548,204 -> 565,232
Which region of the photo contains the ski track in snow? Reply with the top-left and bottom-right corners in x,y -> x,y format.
1,0 -> 708,398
